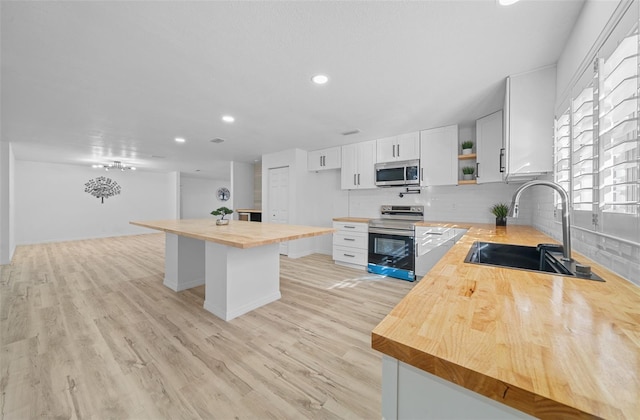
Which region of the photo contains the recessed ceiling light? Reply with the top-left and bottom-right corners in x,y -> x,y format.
222,115 -> 235,123
498,0 -> 520,5
175,137 -> 186,143
311,74 -> 329,85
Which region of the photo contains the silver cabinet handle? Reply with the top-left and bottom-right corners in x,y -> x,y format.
392,144 -> 396,157
476,162 -> 480,178
344,225 -> 356,229
353,174 -> 357,185
343,253 -> 355,258
499,148 -> 505,173
421,167 -> 424,182
397,144 -> 400,157
357,173 -> 360,185
344,238 -> 356,241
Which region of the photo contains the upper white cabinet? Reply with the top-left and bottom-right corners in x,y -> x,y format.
377,132 -> 420,163
308,147 -> 341,171
341,140 -> 376,189
475,110 -> 504,184
419,125 -> 458,186
504,65 -> 556,181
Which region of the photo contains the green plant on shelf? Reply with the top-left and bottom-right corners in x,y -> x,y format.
462,166 -> 475,175
461,141 -> 473,150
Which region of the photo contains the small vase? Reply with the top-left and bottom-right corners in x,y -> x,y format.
496,217 -> 507,227
463,174 -> 473,180
216,219 -> 229,226
462,148 -> 472,155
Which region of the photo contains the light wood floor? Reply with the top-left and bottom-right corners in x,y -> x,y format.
1,233 -> 414,419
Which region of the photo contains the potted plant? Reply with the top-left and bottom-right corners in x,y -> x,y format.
490,203 -> 510,226
462,166 -> 475,180
461,140 -> 473,155
211,206 -> 234,225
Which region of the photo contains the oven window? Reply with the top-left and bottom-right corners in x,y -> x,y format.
377,167 -> 405,182
374,237 -> 409,257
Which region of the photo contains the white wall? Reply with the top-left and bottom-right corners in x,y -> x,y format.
0,142 -> 16,264
230,161 -> 254,217
15,160 -> 176,244
180,175 -> 230,219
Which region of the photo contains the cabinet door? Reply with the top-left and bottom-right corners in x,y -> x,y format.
476,110 -> 504,184
341,143 -> 359,189
376,136 -> 397,163
395,132 -> 420,161
307,150 -> 324,171
419,125 -> 458,186
322,146 -> 341,170
504,66 -> 555,180
357,140 -> 377,189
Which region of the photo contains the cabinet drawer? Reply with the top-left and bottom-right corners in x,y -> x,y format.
333,221 -> 368,233
333,246 -> 368,266
333,232 -> 368,249
416,226 -> 452,237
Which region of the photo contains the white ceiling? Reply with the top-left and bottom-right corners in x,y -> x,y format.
1,0 -> 584,180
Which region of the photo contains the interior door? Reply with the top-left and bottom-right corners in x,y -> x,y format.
268,166 -> 289,255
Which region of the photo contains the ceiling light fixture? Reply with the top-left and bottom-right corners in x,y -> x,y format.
175,137 -> 186,143
222,115 -> 235,123
311,74 -> 329,85
498,0 -> 520,5
92,161 -> 136,171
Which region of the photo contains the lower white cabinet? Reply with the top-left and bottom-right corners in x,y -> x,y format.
415,227 -> 466,277
382,356 -> 534,419
332,221 -> 368,269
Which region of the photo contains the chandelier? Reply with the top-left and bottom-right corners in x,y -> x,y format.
92,161 -> 136,171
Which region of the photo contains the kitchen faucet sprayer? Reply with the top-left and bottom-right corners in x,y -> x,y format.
508,180 -> 572,261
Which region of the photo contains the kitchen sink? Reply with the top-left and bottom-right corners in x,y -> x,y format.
464,241 -> 604,281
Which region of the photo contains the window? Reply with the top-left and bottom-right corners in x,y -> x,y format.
554,21 -> 640,243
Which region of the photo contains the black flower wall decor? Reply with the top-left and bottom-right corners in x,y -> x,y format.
84,176 -> 121,204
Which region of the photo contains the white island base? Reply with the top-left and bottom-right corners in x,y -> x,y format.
382,356 -> 533,419
163,233 -> 280,321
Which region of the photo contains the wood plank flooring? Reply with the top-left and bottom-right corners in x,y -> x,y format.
1,233 -> 414,419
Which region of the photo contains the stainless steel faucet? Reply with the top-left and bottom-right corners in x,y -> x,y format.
508,180 -> 572,261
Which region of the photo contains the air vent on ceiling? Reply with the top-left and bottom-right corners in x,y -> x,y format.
150,155 -> 166,159
210,138 -> 225,144
341,129 -> 361,136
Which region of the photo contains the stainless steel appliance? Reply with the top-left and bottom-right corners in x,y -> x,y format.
368,205 -> 424,281
374,159 -> 420,187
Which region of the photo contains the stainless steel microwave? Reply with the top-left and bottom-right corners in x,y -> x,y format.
375,159 -> 420,187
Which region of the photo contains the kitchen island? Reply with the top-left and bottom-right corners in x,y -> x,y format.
131,219 -> 334,321
373,223 -> 639,419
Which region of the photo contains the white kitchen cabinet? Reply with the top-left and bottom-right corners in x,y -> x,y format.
414,227 -> 466,277
503,65 -> 556,181
341,140 -> 376,189
332,221 -> 368,269
475,110 -> 504,184
419,125 -> 458,186
376,132 -> 420,163
307,147 -> 341,171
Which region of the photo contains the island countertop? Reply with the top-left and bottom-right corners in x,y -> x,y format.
130,219 -> 335,249
372,223 -> 640,419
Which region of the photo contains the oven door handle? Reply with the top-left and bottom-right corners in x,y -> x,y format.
368,228 -> 415,237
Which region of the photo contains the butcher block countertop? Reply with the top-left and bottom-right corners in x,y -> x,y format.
372,223 -> 640,419
130,219 -> 334,249
332,217 -> 372,223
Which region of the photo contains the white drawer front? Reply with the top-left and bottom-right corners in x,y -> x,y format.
333,221 -> 368,233
416,226 -> 452,237
333,245 -> 368,266
333,232 -> 368,249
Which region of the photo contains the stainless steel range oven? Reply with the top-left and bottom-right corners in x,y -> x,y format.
368,205 -> 424,281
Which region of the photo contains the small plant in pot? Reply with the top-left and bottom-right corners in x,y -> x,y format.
461,140 -> 473,155
462,166 -> 475,180
211,207 -> 233,225
490,203 -> 510,227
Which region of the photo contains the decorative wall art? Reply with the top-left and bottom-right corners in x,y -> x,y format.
84,176 -> 121,204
